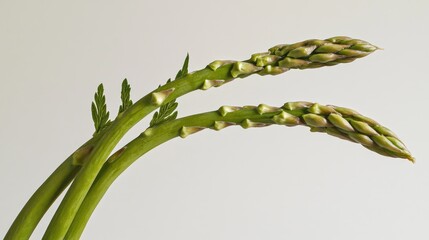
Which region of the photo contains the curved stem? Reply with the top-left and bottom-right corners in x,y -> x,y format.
43,65 -> 235,239
66,107 -> 285,238
66,99 -> 413,238
4,138 -> 96,240
4,158 -> 78,240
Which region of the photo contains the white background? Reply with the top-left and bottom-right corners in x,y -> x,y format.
1,0 -> 428,239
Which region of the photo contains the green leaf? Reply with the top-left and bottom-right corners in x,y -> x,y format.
175,53 -> 189,80
91,84 -> 111,135
149,99 -> 178,127
118,78 -> 133,114
150,54 -> 189,127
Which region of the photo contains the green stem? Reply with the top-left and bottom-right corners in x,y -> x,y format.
43,65 -> 235,239
66,107 -> 282,239
4,137 -> 96,240
4,158 -> 78,240
66,99 -> 413,238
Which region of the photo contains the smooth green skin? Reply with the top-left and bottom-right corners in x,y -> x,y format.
43,65 -> 236,239
4,157 -> 78,240
6,65 -> 232,239
6,62 -> 256,239
3,138 -> 97,240
6,66 -> 232,240
66,108 -> 287,239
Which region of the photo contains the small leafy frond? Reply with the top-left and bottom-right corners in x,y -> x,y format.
149,101 -> 178,127
119,78 -> 133,114
175,53 -> 189,80
91,84 -> 111,135
149,54 -> 189,127
149,83 -> 179,127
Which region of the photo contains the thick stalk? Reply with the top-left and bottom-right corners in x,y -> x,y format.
43,66 -> 233,239
4,138 -> 96,240
43,37 -> 378,239
66,102 -> 412,239
66,109 -> 279,239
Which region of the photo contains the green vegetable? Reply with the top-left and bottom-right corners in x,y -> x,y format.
66,101 -> 413,238
5,36 -> 411,240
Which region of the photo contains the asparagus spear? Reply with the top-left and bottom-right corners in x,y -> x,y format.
66,101 -> 412,239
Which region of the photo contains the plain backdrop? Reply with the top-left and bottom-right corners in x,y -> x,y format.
1,0 -> 428,239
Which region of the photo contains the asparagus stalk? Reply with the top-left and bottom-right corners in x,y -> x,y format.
4,157 -> 79,240
65,101 -> 412,239
44,36 -> 378,239
4,139 -> 96,240
6,36 -> 377,239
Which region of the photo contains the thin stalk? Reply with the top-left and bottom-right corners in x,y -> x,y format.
66,108 -> 280,239
43,66 -> 234,239
4,157 -> 78,240
4,138 -> 96,240
44,37 -> 378,239
66,101 -> 412,238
